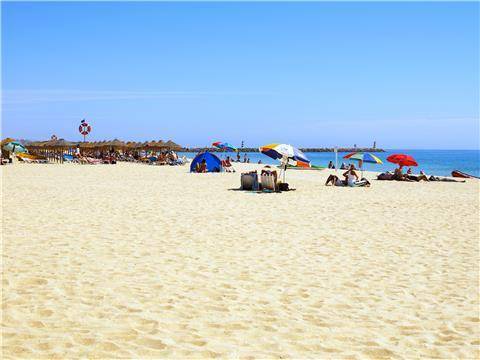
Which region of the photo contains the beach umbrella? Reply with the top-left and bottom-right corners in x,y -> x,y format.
387,154 -> 418,168
164,140 -> 182,150
1,138 -> 15,146
3,141 -> 27,154
213,142 -> 237,152
259,143 -> 310,183
343,151 -> 383,176
106,139 -> 126,149
156,140 -> 168,149
220,142 -> 237,152
343,152 -> 383,164
259,143 -> 310,167
212,141 -> 223,149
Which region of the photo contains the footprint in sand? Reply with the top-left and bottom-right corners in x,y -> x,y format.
19,277 -> 48,286
29,320 -> 45,328
38,309 -> 54,317
136,337 -> 167,350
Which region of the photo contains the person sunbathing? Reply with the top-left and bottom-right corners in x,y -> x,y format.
157,153 -> 167,165
392,167 -> 414,181
377,171 -> 394,180
406,172 -> 429,182
425,171 -> 466,182
343,165 -> 359,187
261,166 -> 278,183
325,174 -> 346,186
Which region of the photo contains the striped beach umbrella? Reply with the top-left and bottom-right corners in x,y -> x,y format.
259,143 -> 310,167
343,152 -> 383,164
260,143 -> 311,183
212,141 -> 237,152
343,151 -> 382,176
220,142 -> 237,152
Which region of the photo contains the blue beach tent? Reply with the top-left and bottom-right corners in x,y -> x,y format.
190,151 -> 223,173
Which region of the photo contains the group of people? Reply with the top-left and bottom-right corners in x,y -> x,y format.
234,153 -> 251,163
377,167 -> 465,182
69,146 -> 186,166
325,157 -> 467,187
328,161 -> 356,170
325,164 -> 371,187
144,151 -> 185,165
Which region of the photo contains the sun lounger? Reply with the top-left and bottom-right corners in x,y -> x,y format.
63,154 -> 79,163
261,173 -> 277,192
84,157 -> 102,165
17,153 -> 48,164
17,154 -> 33,163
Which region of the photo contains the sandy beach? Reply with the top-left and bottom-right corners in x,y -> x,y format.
2,162 -> 479,359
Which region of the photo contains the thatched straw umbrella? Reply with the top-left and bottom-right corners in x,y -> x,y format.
145,140 -> 161,150
45,139 -> 75,149
32,138 -> 75,162
154,140 -> 168,149
165,140 -> 182,150
1,137 -> 16,146
104,139 -> 126,150
25,140 -> 47,149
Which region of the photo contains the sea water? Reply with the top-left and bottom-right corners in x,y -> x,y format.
179,150 -> 480,177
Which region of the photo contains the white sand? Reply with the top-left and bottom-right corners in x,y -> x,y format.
2,162 -> 479,358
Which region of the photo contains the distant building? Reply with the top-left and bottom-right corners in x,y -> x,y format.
373,141 -> 376,149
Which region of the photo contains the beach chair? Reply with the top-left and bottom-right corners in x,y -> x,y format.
241,172 -> 259,191
16,153 -> 48,163
17,154 -> 33,163
85,157 -> 102,165
63,154 -> 78,163
261,174 -> 277,192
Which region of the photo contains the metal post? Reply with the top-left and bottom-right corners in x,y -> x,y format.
335,146 -> 338,173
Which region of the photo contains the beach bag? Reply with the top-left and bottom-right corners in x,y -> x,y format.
279,182 -> 289,191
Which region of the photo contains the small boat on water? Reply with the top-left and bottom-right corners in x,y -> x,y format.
451,170 -> 479,179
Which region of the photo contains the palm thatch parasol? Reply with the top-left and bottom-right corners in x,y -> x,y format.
42,138 -> 75,149
1,137 -> 16,146
104,139 -> 126,149
164,140 -> 182,150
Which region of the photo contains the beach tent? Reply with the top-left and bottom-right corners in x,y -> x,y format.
190,151 -> 223,173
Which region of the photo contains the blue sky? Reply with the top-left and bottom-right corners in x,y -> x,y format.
2,2 -> 479,149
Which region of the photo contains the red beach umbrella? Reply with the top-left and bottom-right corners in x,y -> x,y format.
387,154 -> 418,168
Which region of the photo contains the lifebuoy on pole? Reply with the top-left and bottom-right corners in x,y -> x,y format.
78,119 -> 92,141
